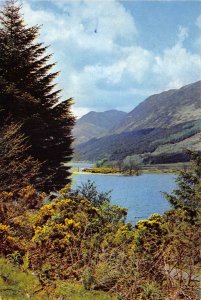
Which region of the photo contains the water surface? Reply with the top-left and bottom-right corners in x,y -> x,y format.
72,168 -> 176,223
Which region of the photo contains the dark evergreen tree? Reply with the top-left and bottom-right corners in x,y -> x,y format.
0,0 -> 75,192
164,150 -> 201,224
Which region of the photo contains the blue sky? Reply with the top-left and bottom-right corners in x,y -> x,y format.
1,0 -> 201,117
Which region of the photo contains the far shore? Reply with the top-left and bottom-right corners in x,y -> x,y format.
71,162 -> 190,176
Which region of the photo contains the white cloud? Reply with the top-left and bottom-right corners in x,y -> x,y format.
177,26 -> 189,45
23,0 -> 137,50
22,0 -> 145,113
196,14 -> 201,29
82,47 -> 152,85
23,2 -> 72,43
196,14 -> 201,48
153,26 -> 201,91
10,1 -> 201,115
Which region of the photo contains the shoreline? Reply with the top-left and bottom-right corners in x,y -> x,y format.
72,170 -> 177,176
70,162 -> 189,176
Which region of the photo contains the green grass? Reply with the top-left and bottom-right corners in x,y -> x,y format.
55,282 -> 116,300
0,257 -> 115,300
0,257 -> 40,300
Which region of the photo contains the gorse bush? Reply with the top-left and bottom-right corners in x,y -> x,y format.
0,175 -> 200,299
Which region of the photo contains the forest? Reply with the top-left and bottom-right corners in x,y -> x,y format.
0,1 -> 200,299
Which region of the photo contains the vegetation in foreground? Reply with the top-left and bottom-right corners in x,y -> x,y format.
0,1 -> 200,300
0,257 -> 114,300
0,152 -> 200,299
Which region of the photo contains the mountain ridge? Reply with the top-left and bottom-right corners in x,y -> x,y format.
73,109 -> 126,144
74,80 -> 201,163
112,80 -> 201,133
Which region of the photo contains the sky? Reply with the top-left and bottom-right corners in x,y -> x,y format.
1,0 -> 201,117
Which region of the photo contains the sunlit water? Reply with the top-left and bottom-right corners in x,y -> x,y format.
71,164 -> 176,223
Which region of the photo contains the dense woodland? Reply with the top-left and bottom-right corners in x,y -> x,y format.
0,1 -> 200,300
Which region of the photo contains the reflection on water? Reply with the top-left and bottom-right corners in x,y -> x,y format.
71,165 -> 176,223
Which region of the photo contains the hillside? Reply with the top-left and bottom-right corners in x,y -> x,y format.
113,80 -> 201,133
75,81 -> 201,163
73,109 -> 126,144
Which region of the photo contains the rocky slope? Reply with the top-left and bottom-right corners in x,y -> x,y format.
74,81 -> 201,163
73,109 -> 126,145
113,81 -> 201,133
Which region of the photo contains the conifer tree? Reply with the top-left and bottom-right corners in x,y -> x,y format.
164,150 -> 201,224
0,0 -> 75,192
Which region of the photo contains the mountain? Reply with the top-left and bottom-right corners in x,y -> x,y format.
113,81 -> 201,133
75,81 -> 201,163
73,109 -> 127,144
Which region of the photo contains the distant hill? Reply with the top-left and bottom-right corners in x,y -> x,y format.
73,109 -> 127,144
75,81 -> 201,163
112,81 -> 201,134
